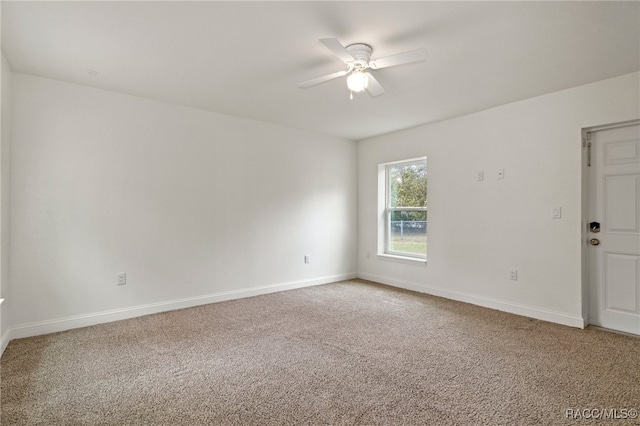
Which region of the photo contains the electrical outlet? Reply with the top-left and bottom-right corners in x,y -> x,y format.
497,169 -> 505,180
509,269 -> 518,281
117,273 -> 127,285
476,171 -> 484,182
552,206 -> 562,219
304,255 -> 310,264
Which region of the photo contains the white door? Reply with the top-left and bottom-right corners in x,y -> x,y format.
588,123 -> 640,335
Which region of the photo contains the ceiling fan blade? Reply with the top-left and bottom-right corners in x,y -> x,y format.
369,48 -> 426,70
365,73 -> 385,97
319,38 -> 354,63
299,70 -> 349,89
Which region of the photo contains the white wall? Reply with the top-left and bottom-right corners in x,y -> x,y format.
357,72 -> 640,327
9,73 -> 357,335
1,53 -> 12,344
5,69 -> 638,345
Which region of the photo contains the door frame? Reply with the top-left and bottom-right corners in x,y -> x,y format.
581,119 -> 640,327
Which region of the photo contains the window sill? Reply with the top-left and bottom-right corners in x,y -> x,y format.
377,253 -> 427,266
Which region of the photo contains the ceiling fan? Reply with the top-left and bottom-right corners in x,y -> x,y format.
299,38 -> 426,99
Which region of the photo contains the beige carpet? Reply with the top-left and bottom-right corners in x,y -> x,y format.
2,280 -> 639,425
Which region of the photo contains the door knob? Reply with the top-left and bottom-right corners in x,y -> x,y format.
590,238 -> 600,246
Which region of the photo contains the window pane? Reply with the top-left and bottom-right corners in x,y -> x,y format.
380,157 -> 427,260
388,162 -> 427,208
389,210 -> 427,256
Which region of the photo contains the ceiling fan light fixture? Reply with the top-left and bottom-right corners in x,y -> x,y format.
347,70 -> 369,93
299,38 -> 426,98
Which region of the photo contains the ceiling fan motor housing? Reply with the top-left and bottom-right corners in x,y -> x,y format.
345,43 -> 373,67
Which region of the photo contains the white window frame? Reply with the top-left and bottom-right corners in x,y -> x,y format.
377,157 -> 427,266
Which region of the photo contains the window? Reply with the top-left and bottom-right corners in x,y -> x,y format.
378,157 -> 427,263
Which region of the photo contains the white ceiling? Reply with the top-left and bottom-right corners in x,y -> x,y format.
2,1 -> 639,141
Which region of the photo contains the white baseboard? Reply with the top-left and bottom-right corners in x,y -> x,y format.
358,272 -> 586,329
1,271 -> 585,357
1,272 -> 357,354
0,298 -> 8,355
1,327 -> 9,356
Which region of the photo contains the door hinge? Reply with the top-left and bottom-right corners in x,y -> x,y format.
585,132 -> 592,166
